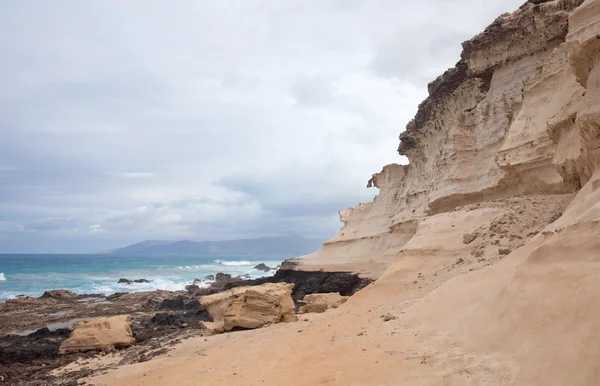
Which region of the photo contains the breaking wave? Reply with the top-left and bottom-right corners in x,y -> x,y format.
0,272 -> 6,281
214,260 -> 253,266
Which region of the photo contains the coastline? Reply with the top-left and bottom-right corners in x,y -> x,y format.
0,268 -> 368,385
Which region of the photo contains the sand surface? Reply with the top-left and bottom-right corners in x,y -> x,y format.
87,188 -> 600,386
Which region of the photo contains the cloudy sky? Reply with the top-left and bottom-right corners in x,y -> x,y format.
0,0 -> 523,253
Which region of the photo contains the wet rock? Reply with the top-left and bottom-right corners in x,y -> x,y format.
106,292 -> 128,300
59,316 -> 135,354
204,275 -> 215,281
0,327 -> 76,384
185,284 -> 200,294
223,270 -> 371,301
159,296 -> 202,311
131,310 -> 211,344
39,290 -> 78,300
215,273 -> 232,282
151,313 -> 184,327
253,263 -> 271,272
118,278 -> 149,285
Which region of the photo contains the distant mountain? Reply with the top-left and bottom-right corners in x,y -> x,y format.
109,235 -> 325,255
106,240 -> 174,254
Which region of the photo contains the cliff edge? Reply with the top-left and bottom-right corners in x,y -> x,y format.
291,0 -> 596,278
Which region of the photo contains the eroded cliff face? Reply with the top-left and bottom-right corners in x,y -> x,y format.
293,0 -> 600,278
88,2 -> 600,385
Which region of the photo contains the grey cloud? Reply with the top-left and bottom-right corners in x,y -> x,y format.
21,217 -> 78,232
291,76 -> 336,106
370,26 -> 470,83
0,0 -> 526,253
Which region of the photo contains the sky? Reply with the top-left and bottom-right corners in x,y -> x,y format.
0,0 -> 524,253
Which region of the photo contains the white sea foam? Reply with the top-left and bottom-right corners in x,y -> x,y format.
214,260 -> 253,266
0,272 -> 6,281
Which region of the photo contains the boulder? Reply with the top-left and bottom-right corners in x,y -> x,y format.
199,283 -> 297,333
118,278 -> 149,284
204,275 -> 215,281
39,290 -> 78,300
298,293 -> 349,314
186,284 -> 201,294
253,263 -> 271,272
215,272 -> 232,282
58,315 -> 135,354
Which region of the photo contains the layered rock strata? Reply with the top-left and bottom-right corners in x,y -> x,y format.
293,0 -> 595,278
199,283 -> 298,333
58,316 -> 135,354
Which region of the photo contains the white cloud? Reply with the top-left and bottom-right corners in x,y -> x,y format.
89,224 -> 104,234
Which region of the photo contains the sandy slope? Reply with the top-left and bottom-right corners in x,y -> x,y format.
88,188 -> 592,385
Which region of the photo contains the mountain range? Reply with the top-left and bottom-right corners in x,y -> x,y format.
107,235 -> 325,255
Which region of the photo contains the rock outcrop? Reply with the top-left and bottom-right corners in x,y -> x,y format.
58,316 -> 135,354
253,263 -> 271,272
117,278 -> 149,285
292,0 -> 593,279
199,283 -> 297,333
39,290 -> 77,300
222,269 -> 371,300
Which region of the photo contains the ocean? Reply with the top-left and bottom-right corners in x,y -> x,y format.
0,254 -> 287,300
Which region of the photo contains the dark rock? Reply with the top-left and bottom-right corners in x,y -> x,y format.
131,311 -> 211,344
159,296 -> 202,311
118,278 -> 149,284
39,290 -> 78,300
498,248 -> 512,255
106,292 -> 128,300
204,275 -> 215,281
0,327 -> 81,385
223,270 -> 371,301
185,284 -> 200,294
215,273 -> 232,282
253,263 -> 271,272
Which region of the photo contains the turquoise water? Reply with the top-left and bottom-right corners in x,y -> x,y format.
0,254 -> 287,300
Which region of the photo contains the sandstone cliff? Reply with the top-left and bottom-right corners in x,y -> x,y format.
293,0 -> 597,278
89,2 -> 600,384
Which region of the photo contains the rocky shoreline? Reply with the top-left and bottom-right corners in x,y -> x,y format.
0,268 -> 370,385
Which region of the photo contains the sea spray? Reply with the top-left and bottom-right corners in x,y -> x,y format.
0,272 -> 6,281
